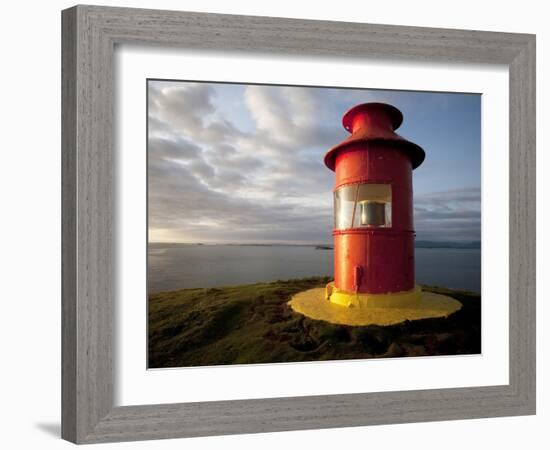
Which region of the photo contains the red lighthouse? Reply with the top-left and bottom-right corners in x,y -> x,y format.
289,102 -> 462,325
324,103 -> 425,307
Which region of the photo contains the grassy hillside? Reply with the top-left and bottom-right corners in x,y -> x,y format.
148,277 -> 481,368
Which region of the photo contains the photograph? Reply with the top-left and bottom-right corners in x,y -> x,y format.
147,80 -> 482,368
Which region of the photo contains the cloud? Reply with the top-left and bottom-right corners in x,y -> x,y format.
147,81 -> 480,244
414,188 -> 481,241
148,136 -> 202,161
148,152 -> 332,243
147,127 -> 333,243
243,85 -> 343,151
148,82 -> 244,142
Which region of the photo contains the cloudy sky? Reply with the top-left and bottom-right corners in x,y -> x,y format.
148,80 -> 480,244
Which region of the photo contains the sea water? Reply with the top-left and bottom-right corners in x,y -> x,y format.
148,244 -> 481,294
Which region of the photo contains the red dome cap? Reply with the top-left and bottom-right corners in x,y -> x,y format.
324,102 -> 425,171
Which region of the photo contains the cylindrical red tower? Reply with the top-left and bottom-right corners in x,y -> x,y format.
324,103 -> 425,306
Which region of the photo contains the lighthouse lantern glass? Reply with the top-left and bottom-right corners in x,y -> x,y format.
334,183 -> 392,230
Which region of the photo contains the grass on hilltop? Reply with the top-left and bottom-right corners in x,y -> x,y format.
148,276 -> 481,368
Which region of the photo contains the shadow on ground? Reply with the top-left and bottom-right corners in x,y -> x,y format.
35,423 -> 60,438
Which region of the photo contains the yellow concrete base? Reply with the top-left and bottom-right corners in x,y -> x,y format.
326,283 -> 423,308
289,286 -> 462,326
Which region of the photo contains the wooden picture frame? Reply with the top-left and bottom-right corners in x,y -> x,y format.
61,5 -> 536,443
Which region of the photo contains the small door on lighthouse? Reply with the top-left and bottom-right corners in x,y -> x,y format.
334,183 -> 392,230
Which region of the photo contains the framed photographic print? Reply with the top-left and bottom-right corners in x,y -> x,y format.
62,4 -> 536,444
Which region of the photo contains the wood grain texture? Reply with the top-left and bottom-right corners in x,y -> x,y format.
61,7 -> 77,443
61,4 -> 536,444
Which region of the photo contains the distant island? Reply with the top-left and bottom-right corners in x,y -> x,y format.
149,241 -> 481,250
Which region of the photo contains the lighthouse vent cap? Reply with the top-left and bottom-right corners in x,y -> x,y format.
324,101 -> 425,171
343,102 -> 403,132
